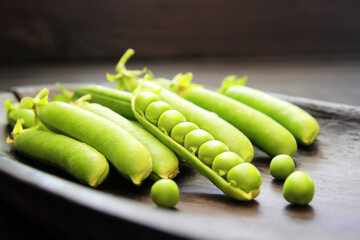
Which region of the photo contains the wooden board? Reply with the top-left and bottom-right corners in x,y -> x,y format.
0,84 -> 359,239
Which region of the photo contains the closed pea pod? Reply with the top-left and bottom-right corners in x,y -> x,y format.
73,84 -> 135,119
219,76 -> 319,145
81,102 -> 179,180
180,86 -> 297,157
132,89 -> 261,201
9,120 -> 109,187
34,89 -> 152,185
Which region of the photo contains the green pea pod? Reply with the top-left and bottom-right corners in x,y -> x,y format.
141,81 -> 254,162
131,89 -> 261,201
81,102 -> 179,180
5,99 -> 48,131
34,91 -> 152,185
218,76 -> 319,145
106,49 -> 254,162
73,84 -> 135,119
180,86 -> 297,157
9,121 -> 109,187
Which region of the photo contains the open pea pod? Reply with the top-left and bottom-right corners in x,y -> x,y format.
108,49 -> 254,163
131,88 -> 260,201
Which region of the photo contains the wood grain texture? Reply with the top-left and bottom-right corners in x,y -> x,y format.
1,0 -> 360,62
0,85 -> 359,239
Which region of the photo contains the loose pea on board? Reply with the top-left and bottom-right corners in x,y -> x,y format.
81,102 -> 179,180
269,154 -> 295,180
218,76 -> 320,145
283,171 -> 315,205
212,152 -> 244,177
9,120 -> 109,187
150,179 -> 180,208
131,89 -> 261,201
34,91 -> 152,185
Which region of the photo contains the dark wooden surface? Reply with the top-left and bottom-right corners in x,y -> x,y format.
1,0 -> 360,62
0,76 -> 360,239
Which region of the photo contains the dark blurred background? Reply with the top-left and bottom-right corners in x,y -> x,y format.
1,0 -> 360,63
0,1 -> 360,239
1,0 -> 360,106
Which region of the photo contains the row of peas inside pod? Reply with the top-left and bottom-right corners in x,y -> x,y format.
133,89 -> 262,205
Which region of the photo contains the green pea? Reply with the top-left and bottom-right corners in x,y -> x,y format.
157,110 -> 186,134
212,152 -> 244,177
227,163 -> 262,193
198,140 -> 229,167
145,101 -> 172,125
171,122 -> 199,145
150,179 -> 180,208
184,129 -> 214,154
270,154 -> 295,180
134,91 -> 160,113
283,171 -> 315,205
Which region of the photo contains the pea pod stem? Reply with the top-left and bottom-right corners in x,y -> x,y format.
131,89 -> 260,201
109,61 -> 254,162
4,98 -> 49,131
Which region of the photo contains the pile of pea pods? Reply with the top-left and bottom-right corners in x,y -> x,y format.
4,49 -> 318,208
